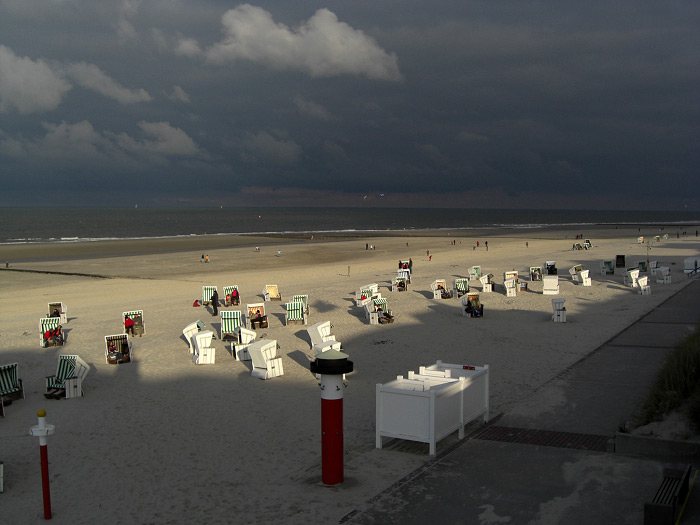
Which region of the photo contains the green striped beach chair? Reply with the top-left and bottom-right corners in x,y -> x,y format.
202,286 -> 217,305
220,310 -> 242,339
45,355 -> 89,399
453,278 -> 469,297
292,294 -> 309,314
123,310 -> 145,336
392,276 -> 407,292
39,317 -> 63,348
285,302 -> 306,325
224,285 -> 240,306
0,362 -> 24,417
373,297 -> 388,312
469,266 -> 482,280
105,334 -> 132,364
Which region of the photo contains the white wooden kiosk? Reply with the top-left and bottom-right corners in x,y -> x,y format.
376,361 -> 489,456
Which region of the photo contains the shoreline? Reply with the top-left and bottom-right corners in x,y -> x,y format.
2,222 -> 696,263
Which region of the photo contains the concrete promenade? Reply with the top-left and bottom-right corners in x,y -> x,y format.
345,278 -> 700,524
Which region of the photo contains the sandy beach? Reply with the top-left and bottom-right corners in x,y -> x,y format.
1,225 -> 699,524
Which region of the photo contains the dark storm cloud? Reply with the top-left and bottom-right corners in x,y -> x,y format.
0,1 -> 698,209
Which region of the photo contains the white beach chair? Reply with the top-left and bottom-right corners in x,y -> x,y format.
307,321 -> 342,352
504,278 -> 517,297
656,266 -> 671,284
468,266 -> 482,280
47,302 -> 67,324
263,284 -> 281,302
461,292 -> 484,317
392,276 -> 408,292
232,326 -> 256,361
578,269 -> 591,286
638,276 -> 651,295
479,274 -> 494,292
355,284 -> 379,306
45,355 -> 89,399
552,298 -> 566,323
624,268 -> 640,287
104,334 -> 132,364
600,260 -> 615,276
193,330 -> 215,365
649,261 -> 659,276
431,279 -> 451,299
202,286 -> 217,305
568,265 -> 583,282
183,320 -> 205,353
248,340 -> 284,379
397,268 -> 411,283
220,310 -> 242,339
246,303 -> 269,329
530,267 -> 542,281
542,275 -> 559,295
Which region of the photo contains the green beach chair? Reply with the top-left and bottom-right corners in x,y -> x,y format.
220,310 -> 242,339
285,302 -> 306,326
224,285 -> 240,306
45,355 -> 89,399
202,286 -> 217,305
453,278 -> 469,297
39,316 -> 63,348
0,363 -> 24,417
292,294 -> 309,314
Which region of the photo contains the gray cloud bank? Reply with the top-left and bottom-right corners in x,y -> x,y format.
0,1 -> 698,209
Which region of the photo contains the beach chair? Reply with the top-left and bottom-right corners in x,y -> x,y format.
638,236 -> 644,244
462,292 -> 483,317
248,340 -> 284,380
583,239 -> 592,249
45,355 -> 89,399
504,270 -> 518,283
355,284 -> 379,306
292,294 -> 310,315
202,286 -> 217,306
307,321 -> 342,352
233,326 -> 256,361
397,268 -> 411,284
220,310 -> 242,339
552,298 -> 566,323
183,320 -> 205,353
578,269 -> 591,286
468,266 -> 482,280
224,285 -> 240,306
479,274 -> 494,292
601,260 -> 615,276
637,261 -> 648,273
247,303 -> 268,329
392,276 -> 408,292
193,330 -> 215,365
615,255 -> 626,268
649,261 -> 659,276
624,268 -> 640,287
543,275 -> 559,295
285,302 -> 307,326
530,267 -> 542,281
105,334 -> 132,364
544,261 -> 557,275
122,310 -> 145,336
0,363 -> 24,417
263,284 -> 281,302
431,279 -> 452,299
656,266 -> 671,284
568,265 -> 583,282
453,278 -> 469,297
47,302 -> 67,324
39,317 -> 64,348
638,276 -> 651,295
504,278 -> 517,297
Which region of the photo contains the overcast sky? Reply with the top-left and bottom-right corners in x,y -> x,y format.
1,1 -> 698,210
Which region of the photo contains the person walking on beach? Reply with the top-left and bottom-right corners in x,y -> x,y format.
211,289 -> 219,316
485,241 -> 488,251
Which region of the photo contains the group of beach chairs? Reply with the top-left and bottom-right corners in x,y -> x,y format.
356,283 -> 394,325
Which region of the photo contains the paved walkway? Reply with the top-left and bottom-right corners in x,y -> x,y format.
345,278 -> 700,524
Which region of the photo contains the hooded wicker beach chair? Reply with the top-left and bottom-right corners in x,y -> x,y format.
39,317 -> 64,348
542,275 -> 559,295
45,355 -> 89,399
220,310 -> 243,339
232,326 -> 256,360
248,340 -> 284,379
224,285 -> 240,306
247,303 -> 269,329
0,362 -> 24,416
47,302 -> 67,324
105,334 -> 132,364
453,278 -> 469,297
123,310 -> 145,336
263,284 -> 281,302
285,301 -> 306,325
183,320 -> 206,353
202,286 -> 217,305
193,330 -> 215,364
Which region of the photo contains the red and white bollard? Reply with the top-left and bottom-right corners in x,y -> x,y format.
310,349 -> 353,485
29,409 -> 55,520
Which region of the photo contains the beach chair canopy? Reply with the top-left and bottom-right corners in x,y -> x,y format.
0,362 -> 24,416
202,286 -> 217,304
220,310 -> 242,338
46,355 -> 89,392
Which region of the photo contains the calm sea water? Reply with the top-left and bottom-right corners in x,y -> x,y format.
1,207 -> 698,244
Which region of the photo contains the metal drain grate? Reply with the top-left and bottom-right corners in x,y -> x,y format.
473,425 -> 609,452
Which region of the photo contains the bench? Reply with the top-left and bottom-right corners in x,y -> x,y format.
644,464 -> 692,525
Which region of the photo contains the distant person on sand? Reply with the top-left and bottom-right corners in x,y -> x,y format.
205,254 -> 210,263
429,255 -> 432,261
485,241 -> 488,251
211,289 -> 219,316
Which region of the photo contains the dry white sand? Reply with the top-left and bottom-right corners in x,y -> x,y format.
1,227 -> 698,523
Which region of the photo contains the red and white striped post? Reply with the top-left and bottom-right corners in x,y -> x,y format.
29,409 -> 55,519
310,349 -> 353,485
